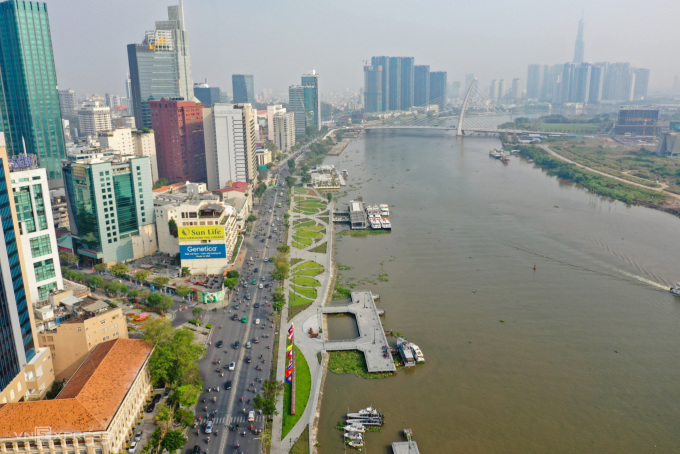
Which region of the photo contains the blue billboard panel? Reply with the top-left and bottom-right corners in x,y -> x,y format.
180,244 -> 227,259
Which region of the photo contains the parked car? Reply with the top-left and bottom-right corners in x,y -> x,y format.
134,431 -> 142,442
145,402 -> 155,413
128,442 -> 137,454
152,393 -> 162,403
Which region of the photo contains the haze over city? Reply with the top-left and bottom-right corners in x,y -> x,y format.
49,0 -> 680,96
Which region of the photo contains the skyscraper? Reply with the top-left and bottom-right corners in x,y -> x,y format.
363,65 -> 383,113
526,64 -> 543,100
429,71 -> 447,111
127,2 -> 194,129
59,89 -> 78,118
570,63 -> 591,103
371,56 -> 390,111
301,70 -> 320,131
0,134 -> 37,389
489,79 -> 498,100
232,75 -> 255,104
414,65 -> 430,107
150,98 -> 206,183
399,57 -> 414,110
0,0 -> 67,182
573,16 -> 585,64
388,57 -> 402,110
193,81 -> 221,107
288,85 -> 315,136
633,68 -> 650,100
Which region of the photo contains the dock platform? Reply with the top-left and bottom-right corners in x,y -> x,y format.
322,291 -> 396,373
392,441 -> 420,454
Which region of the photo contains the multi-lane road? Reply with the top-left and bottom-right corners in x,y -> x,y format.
182,169 -> 291,454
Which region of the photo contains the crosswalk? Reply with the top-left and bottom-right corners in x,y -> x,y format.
212,415 -> 264,425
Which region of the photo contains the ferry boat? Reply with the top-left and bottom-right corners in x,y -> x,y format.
670,283 -> 680,296
410,343 -> 425,363
370,218 -> 382,229
397,337 -> 416,367
489,149 -> 502,159
379,203 -> 390,216
380,218 -> 392,230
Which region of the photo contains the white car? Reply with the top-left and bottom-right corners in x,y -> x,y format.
255,318 -> 261,325
128,442 -> 137,454
228,362 -> 235,371
205,421 -> 213,434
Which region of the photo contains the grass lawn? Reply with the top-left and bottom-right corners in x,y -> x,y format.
289,291 -> 313,306
282,346 -> 312,437
318,216 -> 329,224
328,350 -> 395,379
292,235 -> 314,245
309,242 -> 327,254
291,284 -> 317,299
292,267 -> 324,277
295,229 -> 324,239
294,187 -> 308,194
292,260 -> 323,272
290,426 -> 310,454
289,302 -> 311,318
292,241 -> 307,249
291,276 -> 321,287
294,219 -> 316,227
290,258 -> 303,266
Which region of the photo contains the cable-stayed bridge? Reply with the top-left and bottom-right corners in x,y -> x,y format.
364,79 -> 567,136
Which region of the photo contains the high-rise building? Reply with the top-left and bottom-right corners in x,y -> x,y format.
614,107 -> 659,136
633,68 -> 650,100
125,76 -> 133,116
232,75 -> 255,104
78,103 -> 113,137
497,79 -> 506,100
489,79 -> 498,100
63,155 -> 156,264
414,65 -> 430,107
570,63 -> 591,103
59,89 -> 78,118
602,63 -> 633,102
429,71 -> 447,110
132,129 -> 158,182
194,81 -> 221,107
150,98 -> 206,183
301,70 -> 321,130
288,85 -> 315,136
10,158 -> 63,304
573,16 -> 585,64
273,111 -> 295,152
511,78 -> 522,101
127,2 -> 194,129
363,65 -> 383,113
0,0 -> 67,181
588,63 -> 605,104
202,104 -> 256,190
451,81 -> 461,98
399,57 -> 414,110
526,64 -> 543,100
266,105 -> 285,141
371,56 -> 390,111
0,134 -> 38,388
105,94 -> 121,109
387,58 -> 402,110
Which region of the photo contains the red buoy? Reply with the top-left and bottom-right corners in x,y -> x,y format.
533,264 -> 536,270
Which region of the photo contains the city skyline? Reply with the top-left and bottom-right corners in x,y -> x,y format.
46,0 -> 680,98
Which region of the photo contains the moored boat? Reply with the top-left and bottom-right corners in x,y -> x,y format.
410,343 -> 425,363
347,439 -> 364,448
344,431 -> 364,440
343,423 -> 366,433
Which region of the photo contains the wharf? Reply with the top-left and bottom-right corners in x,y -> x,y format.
392,441 -> 420,454
322,291 -> 396,373
328,141 -> 349,156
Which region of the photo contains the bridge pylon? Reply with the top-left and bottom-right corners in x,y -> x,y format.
457,78 -> 477,136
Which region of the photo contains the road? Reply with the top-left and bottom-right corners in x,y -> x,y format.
182,167 -> 292,454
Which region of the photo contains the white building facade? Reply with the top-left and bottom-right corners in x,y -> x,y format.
273,111 -> 296,151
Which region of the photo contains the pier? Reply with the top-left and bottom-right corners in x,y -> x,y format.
322,291 -> 396,373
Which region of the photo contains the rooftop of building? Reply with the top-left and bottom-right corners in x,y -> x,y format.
0,339 -> 152,438
216,181 -> 249,193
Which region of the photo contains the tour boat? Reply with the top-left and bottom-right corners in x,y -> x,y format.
380,218 -> 391,230
489,149 -> 502,159
347,439 -> 364,448
410,343 -> 425,363
379,204 -> 390,216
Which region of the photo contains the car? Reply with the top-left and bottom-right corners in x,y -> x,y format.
261,276 -> 266,281
268,209 -> 272,213
228,362 -> 235,371
245,294 -> 251,300
264,284 -> 270,288
255,318 -> 261,325
192,445 -> 200,454
134,431 -> 142,442
253,268 -> 259,273
242,283 -> 248,288
268,235 -> 272,239
245,341 -> 252,349
216,340 -> 223,348
233,341 -> 240,349
231,314 -> 238,321
128,442 -> 138,454
263,258 -> 268,262
145,402 -> 155,413
241,315 -> 248,323
248,411 -> 255,422
252,280 -> 257,285
259,284 -> 264,289
254,337 -> 260,344
153,393 -> 162,403
224,380 -> 232,390
246,356 -> 252,363
260,238 -> 265,243
205,421 -> 213,434
254,302 -> 259,308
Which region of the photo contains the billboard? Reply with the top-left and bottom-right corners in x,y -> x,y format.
180,244 -> 227,259
178,226 -> 224,241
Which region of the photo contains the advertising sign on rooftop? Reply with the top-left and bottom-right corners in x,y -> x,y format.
180,244 -> 227,259
178,226 -> 224,241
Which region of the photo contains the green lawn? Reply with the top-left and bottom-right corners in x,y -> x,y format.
292,235 -> 314,245
293,267 -> 324,277
294,219 -> 316,228
292,241 -> 307,250
282,346 -> 312,437
291,284 -> 317,299
292,261 -> 323,272
290,258 -> 303,266
289,303 -> 311,318
291,276 -> 321,287
309,242 -> 327,254
294,187 -> 308,194
289,291 -> 313,306
295,229 -> 323,239
290,426 -> 310,454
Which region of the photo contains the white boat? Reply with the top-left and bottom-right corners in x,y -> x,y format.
397,337 -> 416,367
489,149 -> 502,159
379,203 -> 390,216
370,218 -> 382,229
410,343 -> 425,363
343,423 -> 366,433
380,218 -> 391,230
344,431 -> 364,440
347,439 -> 364,448
670,283 -> 680,296
347,406 -> 383,419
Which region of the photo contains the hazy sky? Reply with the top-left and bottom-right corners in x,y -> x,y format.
48,0 -> 680,99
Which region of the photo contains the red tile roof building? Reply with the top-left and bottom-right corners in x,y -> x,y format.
150,98 -> 207,183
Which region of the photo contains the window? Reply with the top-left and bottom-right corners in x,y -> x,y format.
29,235 -> 51,258
37,282 -> 57,301
33,259 -> 55,282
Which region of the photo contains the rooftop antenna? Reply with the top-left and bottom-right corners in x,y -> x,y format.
21,136 -> 27,156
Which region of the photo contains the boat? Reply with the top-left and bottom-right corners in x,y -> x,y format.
347,439 -> 364,448
396,337 -> 416,367
501,156 -> 510,164
380,218 -> 391,230
343,423 -> 366,433
379,203 -> 390,216
489,149 -> 502,159
670,283 -> 680,296
410,342 -> 425,363
344,431 -> 364,440
347,406 -> 383,419
345,418 -> 383,426
369,218 -> 382,229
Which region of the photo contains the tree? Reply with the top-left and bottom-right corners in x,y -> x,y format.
326,192 -> 333,202
247,214 -> 257,223
285,176 -> 297,188
161,430 -> 187,454
152,276 -> 170,288
272,291 -> 285,303
139,290 -> 151,303
153,178 -> 169,190
168,218 -> 178,238
106,281 -> 121,296
128,289 -> 140,299
277,244 -> 290,254
265,141 -> 277,152
175,383 -> 201,408
88,275 -> 104,289
191,307 -> 203,318
45,380 -> 65,399
226,270 -> 240,279
173,407 -> 194,428
59,252 -> 79,266
110,263 -> 130,277
175,284 -> 192,299
94,263 -> 108,274
223,277 -> 238,291
147,293 -> 162,307
154,402 -> 172,425
272,253 -> 289,281
287,159 -> 295,171
134,269 -> 151,283
181,266 -> 191,277
253,380 -> 284,416
144,320 -> 205,387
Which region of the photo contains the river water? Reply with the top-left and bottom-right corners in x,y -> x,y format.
316,130 -> 680,453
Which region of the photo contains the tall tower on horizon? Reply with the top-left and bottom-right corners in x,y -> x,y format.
573,15 -> 585,64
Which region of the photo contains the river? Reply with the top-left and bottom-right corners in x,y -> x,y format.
315,130 -> 680,453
